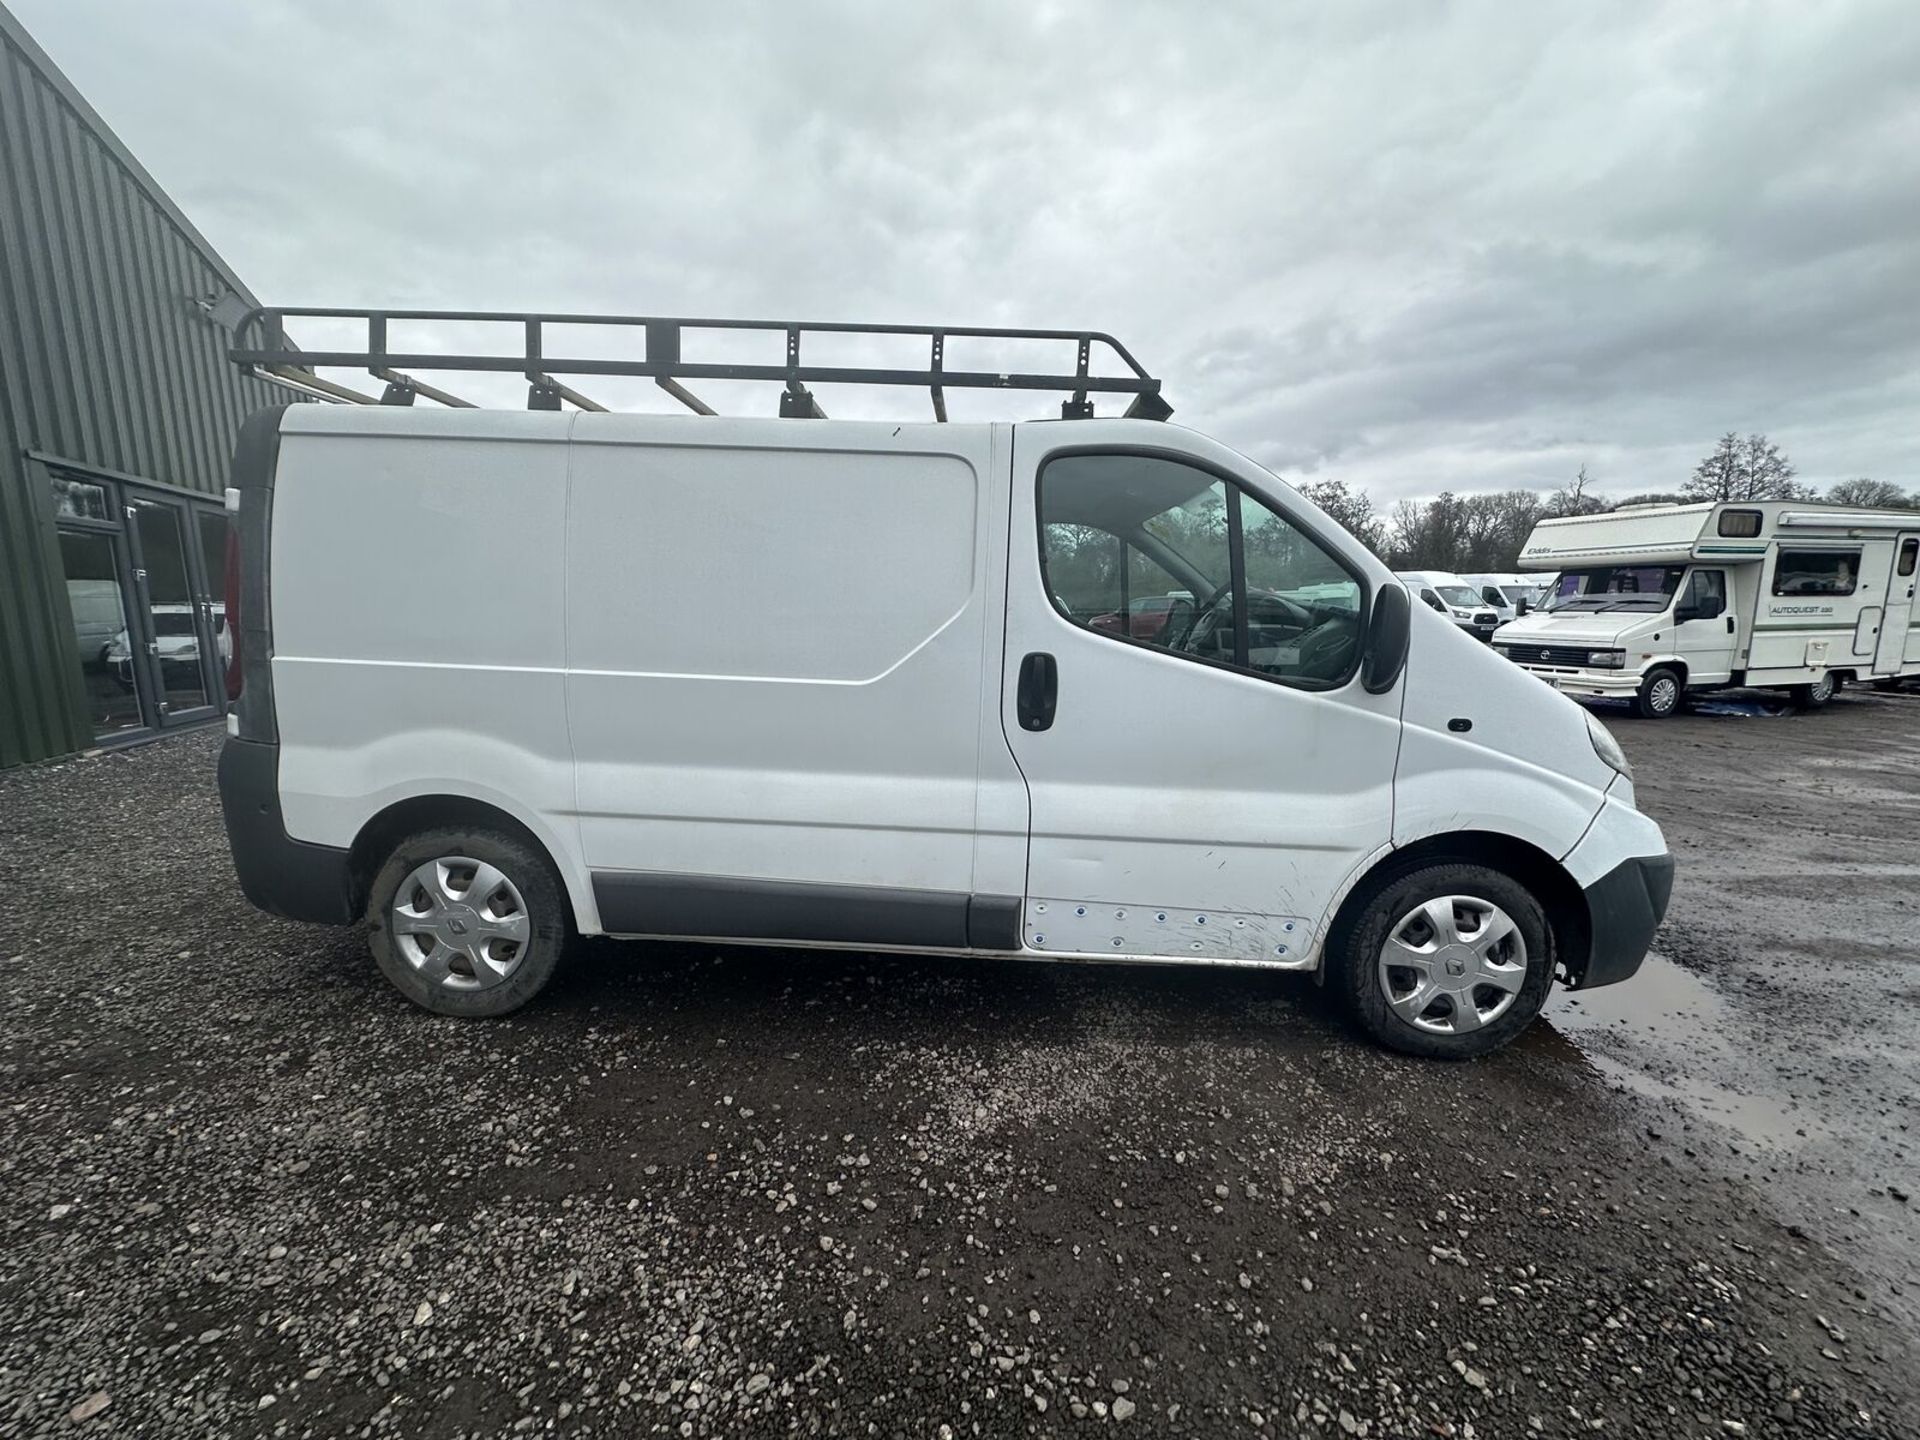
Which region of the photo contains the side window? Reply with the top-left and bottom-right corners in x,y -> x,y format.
1038,453 -> 1364,688
1899,539 -> 1918,578
1683,569 -> 1726,614
1772,549 -> 1860,597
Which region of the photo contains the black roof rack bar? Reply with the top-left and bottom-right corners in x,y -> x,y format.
229,307 -> 1168,418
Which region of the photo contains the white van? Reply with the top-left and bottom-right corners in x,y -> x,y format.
1394,571 -> 1502,640
1460,573 -> 1544,627
216,312 -> 1670,1058
1495,501 -> 1920,717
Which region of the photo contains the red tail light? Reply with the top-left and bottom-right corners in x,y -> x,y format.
224,524 -> 244,702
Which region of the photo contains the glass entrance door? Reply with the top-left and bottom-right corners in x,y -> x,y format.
125,496 -> 220,725
56,527 -> 147,741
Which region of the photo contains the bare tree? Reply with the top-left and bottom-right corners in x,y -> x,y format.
1545,464 -> 1609,518
1826,477 -> 1914,509
1683,433 -> 1806,502
1298,478 -> 1384,553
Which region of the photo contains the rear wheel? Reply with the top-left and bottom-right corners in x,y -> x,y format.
367,826 -> 568,1017
1633,667 -> 1683,719
1789,672 -> 1836,710
1334,863 -> 1554,1059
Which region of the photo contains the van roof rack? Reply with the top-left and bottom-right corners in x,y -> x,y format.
229,307 -> 1172,423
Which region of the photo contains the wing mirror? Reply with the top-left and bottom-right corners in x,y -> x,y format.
1362,583 -> 1411,694
1515,597 -> 1531,616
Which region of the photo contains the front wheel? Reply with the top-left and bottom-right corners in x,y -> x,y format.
1632,667 -> 1683,719
367,826 -> 569,1017
1333,863 -> 1554,1059
1788,672 -> 1836,710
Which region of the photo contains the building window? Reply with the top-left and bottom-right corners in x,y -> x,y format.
51,476 -> 111,523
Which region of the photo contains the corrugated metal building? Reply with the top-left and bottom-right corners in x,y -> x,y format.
0,3 -> 294,768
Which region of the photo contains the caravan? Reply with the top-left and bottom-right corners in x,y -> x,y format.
1494,502 -> 1920,716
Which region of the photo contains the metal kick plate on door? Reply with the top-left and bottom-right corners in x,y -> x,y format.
1025,898 -> 1310,963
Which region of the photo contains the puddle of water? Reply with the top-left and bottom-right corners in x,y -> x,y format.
1549,950 -> 1732,1047
1545,953 -> 1833,1152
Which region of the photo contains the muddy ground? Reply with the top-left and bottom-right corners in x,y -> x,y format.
2,693 -> 1917,1438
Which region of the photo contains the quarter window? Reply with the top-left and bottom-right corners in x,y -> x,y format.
1772,549 -> 1860,597
1038,453 -> 1364,688
1899,539 -> 1917,578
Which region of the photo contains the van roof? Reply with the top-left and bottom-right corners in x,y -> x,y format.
275,406 -> 1182,444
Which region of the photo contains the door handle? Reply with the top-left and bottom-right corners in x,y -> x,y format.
1017,652 -> 1058,731
1726,616 -> 1735,634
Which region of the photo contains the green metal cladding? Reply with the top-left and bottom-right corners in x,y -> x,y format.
0,3 -> 289,766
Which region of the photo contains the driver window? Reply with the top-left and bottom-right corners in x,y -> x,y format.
1038,452 -> 1364,689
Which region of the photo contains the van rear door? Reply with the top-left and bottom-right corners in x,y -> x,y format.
998,423 -> 1402,963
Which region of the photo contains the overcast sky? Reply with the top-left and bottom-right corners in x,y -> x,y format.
13,0 -> 1917,502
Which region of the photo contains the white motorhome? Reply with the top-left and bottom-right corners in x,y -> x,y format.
216,310 -> 1670,1059
1495,501 -> 1920,717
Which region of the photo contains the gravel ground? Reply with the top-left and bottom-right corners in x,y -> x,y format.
3,705 -> 1917,1438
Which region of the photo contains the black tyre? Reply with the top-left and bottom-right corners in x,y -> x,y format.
1333,863 -> 1554,1059
367,825 -> 569,1017
1632,667 -> 1683,719
1788,672 -> 1836,710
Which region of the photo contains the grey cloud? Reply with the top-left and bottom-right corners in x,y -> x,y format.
13,0 -> 1916,498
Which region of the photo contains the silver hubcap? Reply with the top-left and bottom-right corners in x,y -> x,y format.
392,856 -> 531,991
1649,675 -> 1678,712
1377,895 -> 1528,1035
1812,675 -> 1833,701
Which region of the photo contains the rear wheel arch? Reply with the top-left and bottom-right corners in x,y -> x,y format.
1324,831 -> 1590,987
348,795 -> 581,926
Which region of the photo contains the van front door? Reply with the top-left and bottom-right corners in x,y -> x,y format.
999,426 -> 1403,963
1876,535 -> 1918,673
1674,568 -> 1734,684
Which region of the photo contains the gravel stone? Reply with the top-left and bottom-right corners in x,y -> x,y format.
1,716 -> 1918,1436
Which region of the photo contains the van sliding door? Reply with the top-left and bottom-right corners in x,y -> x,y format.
566,419 -> 1013,947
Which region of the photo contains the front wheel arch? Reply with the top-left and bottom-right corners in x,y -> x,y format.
1322,831 -> 1590,988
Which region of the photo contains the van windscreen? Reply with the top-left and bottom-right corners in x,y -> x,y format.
1543,566 -> 1685,612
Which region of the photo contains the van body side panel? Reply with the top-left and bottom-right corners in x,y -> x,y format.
1394,604 -> 1611,857
1001,421 -> 1403,964
267,416 -> 591,924
566,418 -> 994,912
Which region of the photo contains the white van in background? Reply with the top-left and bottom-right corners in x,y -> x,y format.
1495,501 -> 1920,717
1394,571 -> 1502,640
1460,573 -> 1546,627
215,313 -> 1670,1060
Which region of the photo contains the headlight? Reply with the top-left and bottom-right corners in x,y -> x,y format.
1587,650 -> 1625,668
1586,711 -> 1632,779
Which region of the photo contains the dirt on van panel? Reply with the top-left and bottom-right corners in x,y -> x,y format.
1,692 -> 1917,1437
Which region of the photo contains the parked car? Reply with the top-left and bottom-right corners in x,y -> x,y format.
105,603 -> 226,693
1394,571 -> 1502,640
1495,501 -> 1920,717
1089,592 -> 1194,642
219,390 -> 1669,1060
